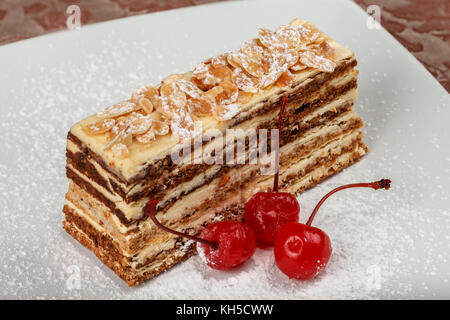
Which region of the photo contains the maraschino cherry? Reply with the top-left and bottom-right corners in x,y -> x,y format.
144,200 -> 256,270
244,96 -> 300,246
274,179 -> 391,280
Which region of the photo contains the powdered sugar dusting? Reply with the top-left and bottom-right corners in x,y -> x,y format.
175,240 -> 195,258
0,2 -> 449,299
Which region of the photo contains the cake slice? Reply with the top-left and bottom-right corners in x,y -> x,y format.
63,19 -> 368,286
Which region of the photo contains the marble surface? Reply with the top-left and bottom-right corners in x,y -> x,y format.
0,0 -> 448,91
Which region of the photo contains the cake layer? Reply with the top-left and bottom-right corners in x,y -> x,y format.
67,106 -> 363,232
66,102 -> 362,251
68,21 -> 355,183
63,133 -> 367,286
66,57 -> 358,209
65,110 -> 365,258
62,18 -> 369,287
66,68 -> 359,227
63,203 -> 242,286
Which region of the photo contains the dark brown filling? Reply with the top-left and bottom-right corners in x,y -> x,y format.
157,103 -> 359,216
67,75 -> 358,205
67,57 -> 357,190
135,99 -> 356,209
129,58 -> 357,183
64,135 -> 367,287
281,132 -> 364,188
117,119 -> 363,251
66,149 -> 113,196
63,202 -> 243,286
63,204 -> 129,265
67,97 -> 359,227
64,135 -> 366,276
66,166 -> 132,225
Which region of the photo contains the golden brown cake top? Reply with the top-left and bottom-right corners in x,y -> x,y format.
69,18 -> 354,180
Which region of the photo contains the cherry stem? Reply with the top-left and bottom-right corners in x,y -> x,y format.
273,96 -> 288,192
306,179 -> 392,226
144,200 -> 219,250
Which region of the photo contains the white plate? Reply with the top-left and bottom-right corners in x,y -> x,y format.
0,0 -> 449,299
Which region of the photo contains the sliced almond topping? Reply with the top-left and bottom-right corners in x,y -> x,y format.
205,86 -> 224,98
131,86 -> 159,102
192,62 -> 209,80
111,143 -> 129,158
276,70 -> 296,89
120,127 -> 133,146
148,95 -> 164,114
232,67 -> 260,93
192,63 -> 216,83
213,103 -> 240,121
192,64 -> 232,91
82,119 -> 115,135
160,82 -> 187,110
290,62 -> 307,72
153,120 -> 170,136
131,86 -> 146,101
237,41 -> 268,78
136,129 -> 156,144
130,116 -> 153,135
297,22 -> 321,45
237,91 -> 253,104
260,53 -> 288,88
299,51 -> 335,72
310,41 -> 335,60
211,54 -> 228,68
161,74 -> 185,86
216,81 -> 239,105
210,65 -> 233,83
90,21 -> 336,158
148,111 -> 163,122
177,79 -> 204,99
227,52 -> 241,69
153,96 -> 175,119
97,101 -> 137,119
107,116 -> 130,140
186,96 -> 215,116
258,28 -> 278,49
170,111 -> 197,140
275,25 -> 302,50
138,97 -> 154,114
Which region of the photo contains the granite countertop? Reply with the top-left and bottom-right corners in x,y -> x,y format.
0,0 -> 448,92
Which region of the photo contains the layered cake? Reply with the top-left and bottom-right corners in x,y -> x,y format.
63,19 -> 368,286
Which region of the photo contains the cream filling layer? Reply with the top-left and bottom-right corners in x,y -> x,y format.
130,112 -> 363,239
67,115 -> 362,257
131,193 -> 242,265
67,141 -> 365,273
66,189 -> 241,262
67,67 -> 358,199
67,87 -> 358,224
132,140 -> 366,274
286,144 -> 367,194
67,107 -> 361,234
68,107 -> 358,231
67,138 -> 365,276
69,41 -> 355,181
246,129 -> 365,195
